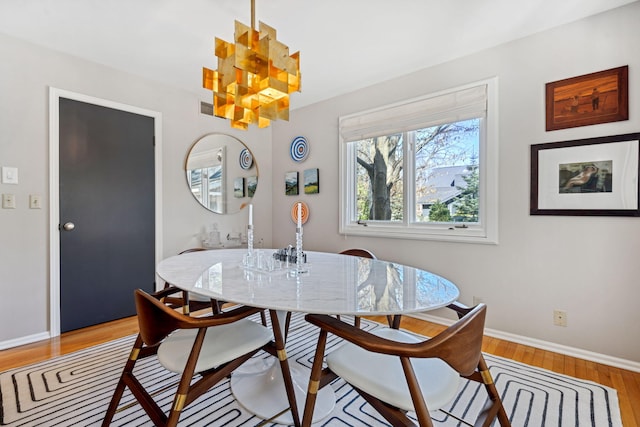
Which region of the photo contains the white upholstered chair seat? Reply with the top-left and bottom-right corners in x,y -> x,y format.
158,319 -> 273,374
326,327 -> 460,412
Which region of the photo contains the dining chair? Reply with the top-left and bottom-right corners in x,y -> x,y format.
162,248 -> 220,314
164,248 -> 268,325
339,248 -> 376,259
102,287 -> 300,427
301,302 -> 511,427
338,248 -> 376,328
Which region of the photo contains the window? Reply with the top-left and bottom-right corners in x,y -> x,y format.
186,145 -> 226,213
339,79 -> 498,243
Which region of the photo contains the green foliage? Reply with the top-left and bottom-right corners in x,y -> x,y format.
452,166 -> 479,222
428,200 -> 451,221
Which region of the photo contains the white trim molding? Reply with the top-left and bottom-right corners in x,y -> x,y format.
411,312 -> 640,373
0,332 -> 51,351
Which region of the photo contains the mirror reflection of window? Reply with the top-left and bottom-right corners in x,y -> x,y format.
187,146 -> 225,213
208,165 -> 223,211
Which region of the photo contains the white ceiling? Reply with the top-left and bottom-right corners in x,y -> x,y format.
0,0 -> 635,109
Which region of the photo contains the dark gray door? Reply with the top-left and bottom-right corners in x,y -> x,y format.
59,98 -> 155,332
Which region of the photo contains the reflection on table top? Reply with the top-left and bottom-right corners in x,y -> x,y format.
156,249 -> 459,316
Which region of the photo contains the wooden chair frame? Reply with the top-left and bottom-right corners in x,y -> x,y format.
102,287 -> 301,427
302,302 -> 511,427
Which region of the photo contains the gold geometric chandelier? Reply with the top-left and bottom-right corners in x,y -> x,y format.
202,0 -> 301,130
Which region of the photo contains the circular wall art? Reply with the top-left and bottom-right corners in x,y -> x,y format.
290,136 -> 309,162
290,201 -> 309,225
239,148 -> 253,170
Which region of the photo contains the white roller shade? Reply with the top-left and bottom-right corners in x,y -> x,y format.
340,84 -> 487,142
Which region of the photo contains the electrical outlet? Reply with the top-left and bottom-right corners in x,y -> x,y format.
472,296 -> 484,305
553,310 -> 567,327
2,194 -> 16,209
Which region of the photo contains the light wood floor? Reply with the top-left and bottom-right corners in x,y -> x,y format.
1,315 -> 638,426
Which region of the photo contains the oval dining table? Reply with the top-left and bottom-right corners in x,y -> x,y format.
156,248 -> 460,426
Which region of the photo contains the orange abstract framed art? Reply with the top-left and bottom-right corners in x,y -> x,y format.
545,66 -> 628,131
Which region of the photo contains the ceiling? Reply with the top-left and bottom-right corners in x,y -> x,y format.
0,0 -> 635,110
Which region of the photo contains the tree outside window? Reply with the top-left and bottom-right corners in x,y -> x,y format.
355,119 -> 479,224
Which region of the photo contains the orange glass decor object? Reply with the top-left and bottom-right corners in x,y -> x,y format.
291,201 -> 309,225
202,3 -> 301,130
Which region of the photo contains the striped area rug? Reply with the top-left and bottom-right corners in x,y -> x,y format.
0,313 -> 622,426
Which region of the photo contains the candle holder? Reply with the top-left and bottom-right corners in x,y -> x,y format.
295,226 -> 307,274
247,224 -> 254,255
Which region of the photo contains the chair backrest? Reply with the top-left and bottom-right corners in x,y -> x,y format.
339,248 -> 376,259
178,248 -> 208,255
135,289 -> 184,346
424,303 -> 486,376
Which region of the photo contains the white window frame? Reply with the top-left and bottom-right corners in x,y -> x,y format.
339,78 -> 499,244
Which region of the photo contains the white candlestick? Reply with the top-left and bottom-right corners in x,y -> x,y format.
249,204 -> 253,226
297,203 -> 302,228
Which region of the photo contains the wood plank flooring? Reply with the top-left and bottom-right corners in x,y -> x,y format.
1,315 -> 638,426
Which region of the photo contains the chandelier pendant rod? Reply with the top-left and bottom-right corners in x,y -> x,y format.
251,0 -> 255,31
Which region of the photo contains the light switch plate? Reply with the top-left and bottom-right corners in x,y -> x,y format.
2,167 -> 18,184
29,194 -> 42,209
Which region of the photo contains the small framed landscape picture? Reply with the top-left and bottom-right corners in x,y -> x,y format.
545,65 -> 628,131
530,132 -> 640,216
247,175 -> 257,197
233,177 -> 245,198
285,171 -> 299,195
304,168 -> 320,194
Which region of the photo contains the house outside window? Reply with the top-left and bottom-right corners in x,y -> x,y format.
339,78 -> 498,244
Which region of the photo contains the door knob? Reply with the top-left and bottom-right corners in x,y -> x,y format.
62,222 -> 75,231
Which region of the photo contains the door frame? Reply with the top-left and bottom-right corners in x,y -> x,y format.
48,87 -> 163,337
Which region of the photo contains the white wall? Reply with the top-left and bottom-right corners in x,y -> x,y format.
271,3 -> 640,364
1,2 -> 638,366
0,33 -> 272,345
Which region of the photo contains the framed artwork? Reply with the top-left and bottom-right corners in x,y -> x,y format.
239,148 -> 253,170
247,175 -> 257,197
233,177 -> 245,198
545,65 -> 628,131
290,136 -> 309,162
285,171 -> 299,195
530,132 -> 640,216
304,168 -> 320,194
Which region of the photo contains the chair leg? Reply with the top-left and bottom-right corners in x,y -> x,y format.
387,315 -> 402,329
401,357 -> 434,427
269,310 -> 301,427
210,298 -> 222,314
284,311 -> 292,339
302,329 -> 328,427
465,355 -> 511,427
260,310 -> 268,326
182,291 -> 191,315
102,336 -> 145,426
165,328 -> 208,427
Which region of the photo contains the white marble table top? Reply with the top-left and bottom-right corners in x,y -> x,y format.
156,249 -> 459,316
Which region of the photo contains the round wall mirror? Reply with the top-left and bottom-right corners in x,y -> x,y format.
185,133 -> 258,214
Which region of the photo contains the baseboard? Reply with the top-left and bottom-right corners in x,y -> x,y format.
0,331 -> 51,351
411,312 -> 640,373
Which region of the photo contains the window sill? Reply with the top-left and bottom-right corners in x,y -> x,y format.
339,224 -> 498,245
